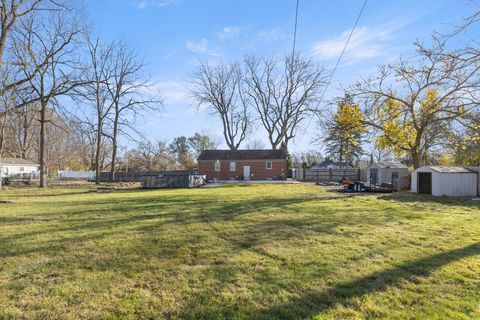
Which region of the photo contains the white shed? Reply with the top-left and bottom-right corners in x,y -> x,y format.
411,166 -> 479,197
367,162 -> 409,189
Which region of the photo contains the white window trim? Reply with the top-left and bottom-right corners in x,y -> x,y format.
229,162 -> 236,172
214,161 -> 220,172
266,161 -> 273,170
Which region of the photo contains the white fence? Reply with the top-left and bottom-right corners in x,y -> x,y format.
58,171 -> 95,180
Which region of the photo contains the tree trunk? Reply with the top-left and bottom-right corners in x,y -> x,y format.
339,139 -> 344,165
0,114 -> 6,157
110,113 -> 119,182
39,104 -> 47,188
411,151 -> 421,169
22,112 -> 29,159
95,118 -> 102,185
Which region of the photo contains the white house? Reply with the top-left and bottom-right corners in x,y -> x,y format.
0,158 -> 39,177
411,166 -> 479,197
367,162 -> 409,189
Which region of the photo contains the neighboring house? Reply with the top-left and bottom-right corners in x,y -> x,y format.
0,158 -> 39,177
198,149 -> 288,181
310,159 -> 350,169
411,166 -> 479,197
367,162 -> 409,189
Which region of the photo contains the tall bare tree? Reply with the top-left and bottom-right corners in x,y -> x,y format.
0,0 -> 67,97
106,42 -> 161,182
80,36 -> 114,184
243,54 -> 328,149
15,9 -> 82,187
190,61 -> 249,150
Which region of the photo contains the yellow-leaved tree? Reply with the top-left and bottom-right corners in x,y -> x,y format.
351,38 -> 480,168
373,90 -> 443,167
323,97 -> 367,167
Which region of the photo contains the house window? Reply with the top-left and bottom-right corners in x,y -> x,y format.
214,161 -> 221,172
19,167 -> 24,172
230,162 -> 236,172
266,161 -> 272,170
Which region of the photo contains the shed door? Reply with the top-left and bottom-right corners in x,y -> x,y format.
418,172 -> 432,194
370,169 -> 378,185
391,172 -> 399,188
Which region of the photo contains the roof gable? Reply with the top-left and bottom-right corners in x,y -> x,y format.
0,158 -> 38,166
369,162 -> 408,169
198,149 -> 287,161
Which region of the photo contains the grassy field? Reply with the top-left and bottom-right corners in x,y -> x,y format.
0,183 -> 479,319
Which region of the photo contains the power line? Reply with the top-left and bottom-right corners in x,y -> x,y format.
295,0 -> 368,147
292,0 -> 300,57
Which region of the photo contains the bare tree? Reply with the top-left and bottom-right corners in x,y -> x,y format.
245,138 -> 266,150
15,9 -> 82,187
106,42 -> 161,182
128,139 -> 173,171
243,54 -> 328,149
350,38 -> 480,168
190,61 -> 249,150
80,36 -> 114,184
68,119 -> 97,170
0,0 -> 67,97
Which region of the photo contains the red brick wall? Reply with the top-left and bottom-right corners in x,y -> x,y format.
198,160 -> 287,180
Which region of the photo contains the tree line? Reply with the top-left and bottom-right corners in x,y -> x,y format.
321,32 -> 480,169
0,0 -> 479,190
0,0 -> 161,187
190,6 -> 480,170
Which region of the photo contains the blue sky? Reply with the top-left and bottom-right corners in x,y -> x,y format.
82,0 -> 479,153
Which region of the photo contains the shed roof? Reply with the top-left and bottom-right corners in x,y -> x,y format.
428,166 -> 476,173
0,158 -> 38,166
198,149 -> 287,161
369,162 -> 408,169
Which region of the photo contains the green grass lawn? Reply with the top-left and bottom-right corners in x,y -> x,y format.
0,184 -> 479,319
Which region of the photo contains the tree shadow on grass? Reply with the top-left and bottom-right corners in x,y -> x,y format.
245,241 -> 480,319
378,192 -> 480,208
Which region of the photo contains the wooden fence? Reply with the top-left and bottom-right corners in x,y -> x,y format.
296,168 -> 361,182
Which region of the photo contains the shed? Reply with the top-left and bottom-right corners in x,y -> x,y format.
411,166 -> 478,197
367,162 -> 409,189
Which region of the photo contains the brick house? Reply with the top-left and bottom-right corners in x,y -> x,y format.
198,149 -> 288,181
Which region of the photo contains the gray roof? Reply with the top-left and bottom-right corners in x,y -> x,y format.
370,162 -> 408,169
310,160 -> 350,169
429,166 -> 476,173
0,158 -> 38,166
198,149 -> 287,161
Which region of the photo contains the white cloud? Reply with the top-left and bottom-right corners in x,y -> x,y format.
186,38 -> 209,54
217,26 -> 241,39
136,80 -> 190,106
311,25 -> 396,64
135,0 -> 177,10
185,38 -> 222,57
256,28 -> 285,42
